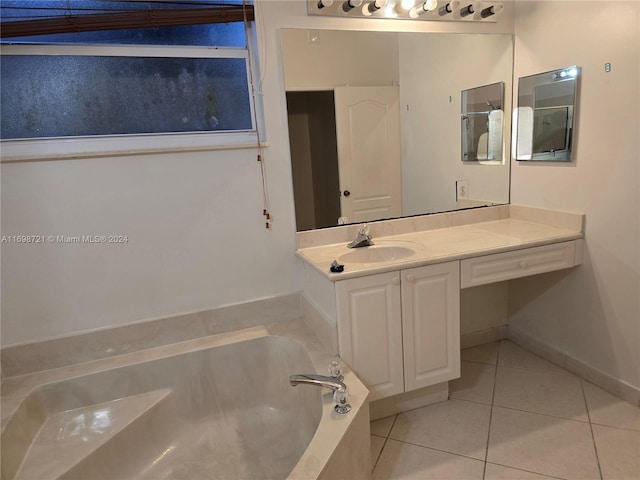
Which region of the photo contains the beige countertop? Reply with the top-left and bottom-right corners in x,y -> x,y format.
296,218 -> 584,281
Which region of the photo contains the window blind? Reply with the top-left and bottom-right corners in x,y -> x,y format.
0,1 -> 254,39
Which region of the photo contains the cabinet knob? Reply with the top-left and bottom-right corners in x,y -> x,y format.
391,277 -> 400,286
407,274 -> 416,283
519,261 -> 529,269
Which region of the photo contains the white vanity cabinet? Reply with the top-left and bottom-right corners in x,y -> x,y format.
335,261 -> 460,401
298,207 -> 586,411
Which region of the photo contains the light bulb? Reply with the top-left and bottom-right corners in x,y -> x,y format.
480,3 -> 504,18
409,0 -> 438,17
342,0 -> 363,12
399,0 -> 417,12
460,3 -> 475,17
438,1 -> 459,16
366,0 -> 388,14
317,0 -> 334,8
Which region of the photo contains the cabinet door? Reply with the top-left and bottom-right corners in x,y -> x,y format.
402,262 -> 460,391
336,271 -> 404,401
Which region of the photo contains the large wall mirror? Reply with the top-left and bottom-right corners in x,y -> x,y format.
281,29 -> 513,231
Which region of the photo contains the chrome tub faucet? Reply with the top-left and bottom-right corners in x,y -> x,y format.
290,361 -> 352,414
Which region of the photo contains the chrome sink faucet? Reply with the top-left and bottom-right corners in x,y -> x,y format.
347,223 -> 374,248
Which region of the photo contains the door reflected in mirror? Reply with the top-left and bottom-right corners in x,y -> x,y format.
515,66 -> 580,162
281,29 -> 513,231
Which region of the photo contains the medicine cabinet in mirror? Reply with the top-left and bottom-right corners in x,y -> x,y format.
281,29 -> 513,232
515,66 -> 580,162
461,82 -> 504,162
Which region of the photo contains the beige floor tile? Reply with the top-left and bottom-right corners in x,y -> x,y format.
389,399 -> 491,460
592,424 -> 640,480
484,463 -> 562,479
499,341 -> 569,375
373,342 -> 638,480
450,361 -> 496,404
487,406 -> 600,480
494,366 -> 588,421
371,415 -> 396,437
583,381 -> 640,431
372,439 -> 484,480
461,342 -> 499,365
371,435 -> 386,471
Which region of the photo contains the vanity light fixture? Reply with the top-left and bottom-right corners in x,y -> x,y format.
342,0 -> 363,12
309,0 -> 503,22
410,0 -> 438,17
317,0 -> 334,8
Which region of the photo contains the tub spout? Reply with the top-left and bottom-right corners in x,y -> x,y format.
289,374 -> 346,392
290,374 -> 352,414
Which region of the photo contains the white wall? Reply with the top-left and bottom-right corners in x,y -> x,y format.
508,1 -> 640,389
281,29 -> 399,90
0,0 -> 514,346
399,33 -> 513,214
1,150 -> 301,345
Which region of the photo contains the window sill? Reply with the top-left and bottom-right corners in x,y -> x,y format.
0,131 -> 265,163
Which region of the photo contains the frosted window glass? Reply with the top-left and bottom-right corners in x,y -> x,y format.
1,55 -> 253,139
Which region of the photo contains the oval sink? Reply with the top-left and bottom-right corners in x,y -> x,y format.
339,246 -> 415,264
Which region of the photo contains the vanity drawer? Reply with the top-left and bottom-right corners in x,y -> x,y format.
460,241 -> 578,288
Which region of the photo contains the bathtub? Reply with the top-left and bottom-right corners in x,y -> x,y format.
1,322 -> 371,480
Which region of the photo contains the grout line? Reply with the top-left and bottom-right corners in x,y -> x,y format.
580,379 -> 604,480
371,414 -> 398,473
495,363 -> 579,378
449,395 -> 493,407
482,341 -> 501,480
489,403 -> 591,424
485,461 -> 566,480
590,421 -> 640,433
388,438 -> 486,464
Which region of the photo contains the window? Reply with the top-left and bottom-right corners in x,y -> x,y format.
0,1 -> 261,161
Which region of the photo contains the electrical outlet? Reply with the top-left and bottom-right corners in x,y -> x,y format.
456,180 -> 469,201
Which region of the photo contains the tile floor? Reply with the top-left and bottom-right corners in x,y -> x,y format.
370,340 -> 640,480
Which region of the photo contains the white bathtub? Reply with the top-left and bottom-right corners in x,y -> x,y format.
1,324 -> 371,480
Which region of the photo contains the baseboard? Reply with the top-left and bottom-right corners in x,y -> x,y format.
369,383 -> 449,421
507,325 -> 640,407
461,325 -> 507,349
